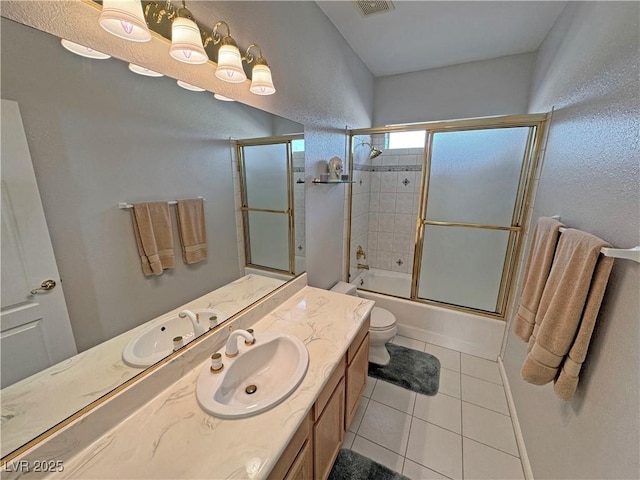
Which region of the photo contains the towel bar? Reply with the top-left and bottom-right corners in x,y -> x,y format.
553,217 -> 640,263
118,196 -> 205,210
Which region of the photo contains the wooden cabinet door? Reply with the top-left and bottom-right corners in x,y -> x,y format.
313,377 -> 345,480
284,438 -> 313,480
345,333 -> 369,431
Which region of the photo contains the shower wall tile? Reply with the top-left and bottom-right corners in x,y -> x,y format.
367,147 -> 424,272
378,213 -> 395,233
379,193 -> 397,213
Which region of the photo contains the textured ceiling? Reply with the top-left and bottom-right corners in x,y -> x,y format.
317,1 -> 567,77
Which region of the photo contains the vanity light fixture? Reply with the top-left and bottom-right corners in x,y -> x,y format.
214,93 -> 235,102
128,63 -> 164,77
204,22 -> 247,83
61,39 -> 111,59
245,44 -> 276,95
177,80 -> 206,91
99,0 -> 151,42
169,1 -> 208,65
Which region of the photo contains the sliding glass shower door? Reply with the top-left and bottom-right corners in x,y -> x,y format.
413,125 -> 537,315
347,114 -> 546,319
238,140 -> 294,274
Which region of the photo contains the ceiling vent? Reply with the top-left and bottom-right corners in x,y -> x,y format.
355,1 -> 395,17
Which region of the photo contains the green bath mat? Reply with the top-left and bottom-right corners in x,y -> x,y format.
368,343 -> 440,396
329,449 -> 410,480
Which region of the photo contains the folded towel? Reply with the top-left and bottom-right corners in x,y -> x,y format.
513,217 -> 564,342
131,202 -> 175,276
521,229 -> 613,399
176,198 -> 207,264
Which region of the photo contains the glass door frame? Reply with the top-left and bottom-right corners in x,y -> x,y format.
236,134 -> 302,275
347,113 -> 548,320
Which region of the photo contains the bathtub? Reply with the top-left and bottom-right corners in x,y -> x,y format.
352,269 -> 505,360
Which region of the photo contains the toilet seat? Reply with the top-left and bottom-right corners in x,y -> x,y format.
370,307 -> 396,330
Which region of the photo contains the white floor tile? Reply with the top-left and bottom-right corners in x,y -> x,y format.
439,368 -> 461,398
463,437 -> 524,480
371,380 -> 417,414
363,376 -> 377,398
358,400 -> 412,455
413,392 -> 461,434
461,375 -> 509,415
462,402 -> 519,456
403,459 -> 451,480
342,430 -> 355,450
393,335 -> 427,351
406,418 -> 463,480
351,436 -> 405,474
461,354 -> 503,385
348,397 -> 369,433
424,344 -> 461,372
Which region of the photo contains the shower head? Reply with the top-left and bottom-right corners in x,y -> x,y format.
359,141 -> 383,160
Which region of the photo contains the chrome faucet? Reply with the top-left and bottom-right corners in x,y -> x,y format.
225,329 -> 255,357
357,263 -> 370,270
178,310 -> 207,337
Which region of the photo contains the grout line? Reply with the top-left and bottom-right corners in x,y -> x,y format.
461,399 -> 510,418
463,436 -> 522,460
354,433 -> 408,465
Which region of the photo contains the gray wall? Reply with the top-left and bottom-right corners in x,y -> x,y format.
502,3 -> 640,479
373,53 -> 535,126
1,19 -> 276,351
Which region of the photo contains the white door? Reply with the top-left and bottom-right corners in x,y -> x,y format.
1,99 -> 77,388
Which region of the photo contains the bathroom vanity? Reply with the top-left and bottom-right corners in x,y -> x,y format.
5,274 -> 374,480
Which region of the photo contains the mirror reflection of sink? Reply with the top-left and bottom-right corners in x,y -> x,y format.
122,308 -> 228,368
196,333 -> 309,419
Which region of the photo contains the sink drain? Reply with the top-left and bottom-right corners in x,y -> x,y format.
245,384 -> 257,395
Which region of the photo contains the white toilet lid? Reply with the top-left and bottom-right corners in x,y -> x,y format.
370,307 -> 396,330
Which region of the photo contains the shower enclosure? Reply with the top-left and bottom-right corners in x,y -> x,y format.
236,135 -> 305,276
347,114 -> 547,319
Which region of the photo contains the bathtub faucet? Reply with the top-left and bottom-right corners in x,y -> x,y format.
356,245 -> 366,260
357,263 -> 370,270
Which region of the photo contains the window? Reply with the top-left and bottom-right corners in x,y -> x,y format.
387,130 -> 426,149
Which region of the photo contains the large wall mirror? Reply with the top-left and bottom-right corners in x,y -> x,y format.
0,17 -> 304,459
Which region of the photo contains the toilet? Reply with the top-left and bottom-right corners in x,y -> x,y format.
330,282 -> 397,366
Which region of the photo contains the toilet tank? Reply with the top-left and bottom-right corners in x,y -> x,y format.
330,282 -> 358,296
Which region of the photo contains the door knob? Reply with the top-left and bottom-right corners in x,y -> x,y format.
30,279 -> 56,295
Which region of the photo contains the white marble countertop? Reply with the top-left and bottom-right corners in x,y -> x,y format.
47,286 -> 374,479
1,274 -> 285,459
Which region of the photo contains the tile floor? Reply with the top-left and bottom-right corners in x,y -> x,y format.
341,335 -> 525,480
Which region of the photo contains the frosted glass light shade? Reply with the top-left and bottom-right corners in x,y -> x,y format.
214,93 -> 235,102
177,80 -> 205,92
128,63 -> 163,77
61,39 -> 111,59
215,44 -> 246,83
170,17 -> 208,64
99,0 -> 151,42
250,63 -> 276,95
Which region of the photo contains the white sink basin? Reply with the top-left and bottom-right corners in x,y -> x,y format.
196,333 -> 309,419
123,308 -> 228,368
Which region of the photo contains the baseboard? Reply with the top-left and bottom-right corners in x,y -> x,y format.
498,356 -> 534,480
